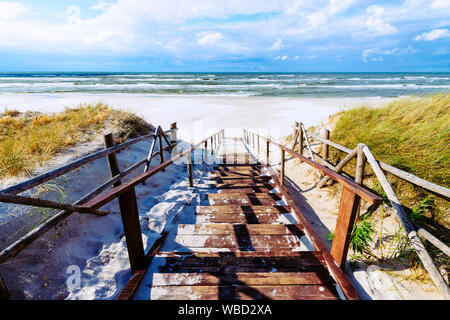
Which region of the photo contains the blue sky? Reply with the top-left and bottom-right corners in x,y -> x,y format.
0,0 -> 448,72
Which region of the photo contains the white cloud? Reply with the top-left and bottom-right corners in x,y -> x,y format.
430,0 -> 450,9
365,5 -> 398,36
362,45 -> 418,62
0,2 -> 27,20
273,55 -> 288,60
327,0 -> 356,15
269,39 -> 284,51
414,28 -> 450,41
197,32 -> 223,45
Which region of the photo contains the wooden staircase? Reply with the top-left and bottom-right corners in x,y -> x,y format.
138,138 -> 345,300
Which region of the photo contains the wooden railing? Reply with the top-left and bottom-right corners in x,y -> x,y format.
257,121 -> 450,299
243,129 -> 381,300
0,123 -> 177,264
0,121 -> 225,299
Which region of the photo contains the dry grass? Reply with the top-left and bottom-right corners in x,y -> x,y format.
0,103 -> 153,178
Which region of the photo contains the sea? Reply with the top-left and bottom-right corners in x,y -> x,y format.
0,72 -> 449,97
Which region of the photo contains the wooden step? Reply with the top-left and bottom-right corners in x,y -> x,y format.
195,205 -> 291,215
175,224 -> 304,235
150,284 -> 339,300
184,213 -> 298,224
152,272 -> 334,286
161,234 -> 311,251
204,193 -> 284,206
208,176 -> 272,183
209,171 -> 262,178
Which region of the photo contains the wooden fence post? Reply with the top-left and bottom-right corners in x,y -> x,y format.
292,121 -> 299,150
322,128 -> 330,161
118,187 -> 145,273
104,133 -> 121,187
170,122 -> 178,154
158,129 -> 165,171
280,149 -> 285,186
355,143 -> 366,185
331,187 -> 361,270
266,140 -> 270,165
211,137 -> 214,155
257,135 -> 260,154
187,149 -> 193,187
298,122 -> 304,162
204,140 -> 208,164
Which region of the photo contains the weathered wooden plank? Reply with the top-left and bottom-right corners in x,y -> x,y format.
118,187 -> 145,272
208,176 -> 271,183
175,224 -> 304,235
152,272 -> 334,286
204,193 -> 283,206
150,284 -> 339,300
330,187 -> 361,270
188,213 -> 297,224
195,205 -> 291,215
104,133 -> 122,187
156,252 -> 324,267
0,192 -> 109,216
165,234 -> 309,250
209,184 -> 276,193
155,251 -> 321,258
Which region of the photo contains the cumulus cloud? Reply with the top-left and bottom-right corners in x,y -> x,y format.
414,29 -> 449,41
365,5 -> 398,36
0,1 -> 27,20
197,32 -> 223,46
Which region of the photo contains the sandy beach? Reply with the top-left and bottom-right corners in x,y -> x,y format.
0,93 -> 395,140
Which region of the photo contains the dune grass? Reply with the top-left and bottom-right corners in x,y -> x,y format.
330,93 -> 449,188
326,93 -> 449,226
0,103 -> 152,178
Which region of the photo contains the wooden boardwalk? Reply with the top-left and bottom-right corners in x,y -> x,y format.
133,138 -> 346,300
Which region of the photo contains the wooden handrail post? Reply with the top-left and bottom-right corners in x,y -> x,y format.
321,128 -> 330,161
257,135 -> 260,154
187,149 -> 193,187
355,143 -> 366,185
280,149 -> 285,186
170,122 -> 178,153
252,133 -> 255,148
104,133 -> 122,187
158,129 -> 165,171
204,140 -> 208,164
298,122 -> 304,162
331,187 -> 361,270
355,143 -> 366,221
211,137 -> 214,155
266,140 -> 270,165
292,121 -> 299,150
118,187 -> 145,273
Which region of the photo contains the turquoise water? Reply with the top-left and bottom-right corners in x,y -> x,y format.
0,72 -> 449,97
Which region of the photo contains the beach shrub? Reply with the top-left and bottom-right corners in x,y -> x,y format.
0,103 -> 151,178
